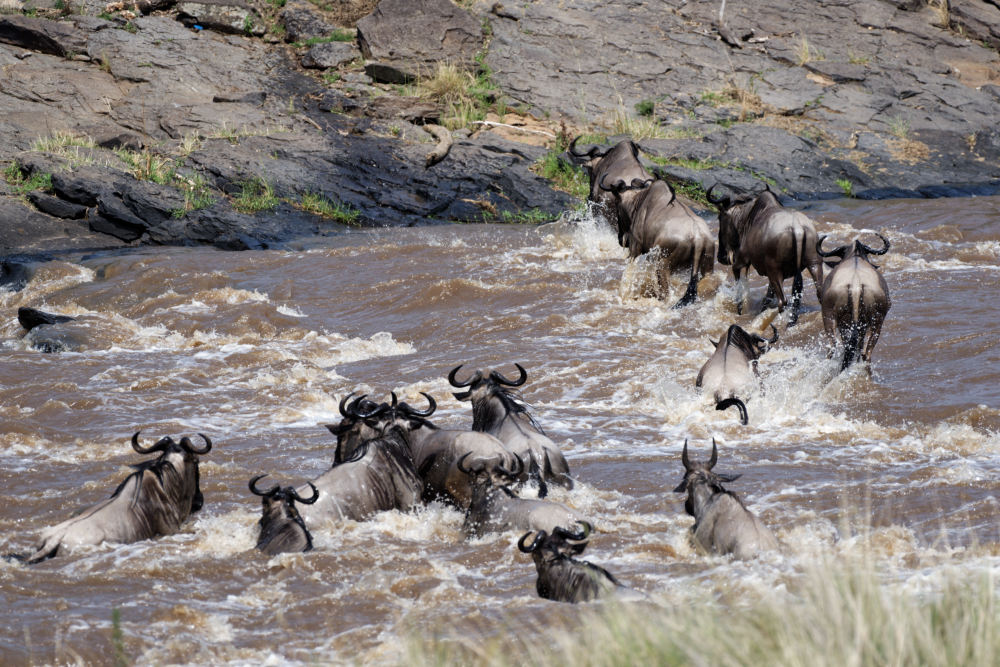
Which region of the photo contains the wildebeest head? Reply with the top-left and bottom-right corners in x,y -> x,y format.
712,323 -> 779,361
517,522 -> 619,603
457,451 -> 524,500
249,474 -> 319,554
672,438 -> 742,517
566,137 -> 644,193
131,430 -> 212,513
449,363 -> 539,432
517,521 -> 593,560
326,392 -> 391,463
706,183 -> 780,266
816,233 -> 890,268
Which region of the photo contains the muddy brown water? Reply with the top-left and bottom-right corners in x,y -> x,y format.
1,196 -> 998,664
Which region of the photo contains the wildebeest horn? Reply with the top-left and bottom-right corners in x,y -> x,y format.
180,434 -> 212,455
706,183 -> 726,206
338,391 -> 357,418
456,451 -> 475,475
816,235 -> 847,258
518,530 -> 546,553
490,363 -> 527,387
567,135 -> 602,160
709,438 -> 718,469
598,173 -> 626,193
402,392 -> 436,417
249,474 -> 279,497
753,324 -> 779,345
496,453 -> 524,479
131,431 -> 172,455
390,392 -> 398,408
681,438 -> 692,471
448,364 -> 482,388
859,233 -> 890,256
345,394 -> 386,419
553,520 -> 591,542
290,482 -> 320,505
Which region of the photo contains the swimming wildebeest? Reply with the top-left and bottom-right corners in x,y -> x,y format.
296,395 -> 424,526
17,306 -> 78,352
459,454 -> 587,538
249,474 -> 319,555
707,183 -> 823,324
673,439 -> 778,559
329,391 -> 520,509
599,175 -> 715,307
566,136 -> 653,245
449,363 -> 572,489
696,324 -> 778,425
517,525 -> 624,603
18,432 -> 211,563
816,234 -> 892,371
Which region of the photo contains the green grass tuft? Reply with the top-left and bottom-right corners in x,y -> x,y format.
232,177 -> 279,213
297,192 -> 360,225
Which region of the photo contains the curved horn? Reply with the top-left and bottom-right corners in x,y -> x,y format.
518,530 -> 546,553
553,520 -> 591,541
131,431 -> 170,455
448,365 -> 482,388
598,173 -> 626,193
816,235 -> 847,258
567,135 -> 601,159
345,394 -> 385,419
709,438 -> 719,469
338,391 -> 357,418
248,474 -> 279,497
405,392 -> 436,417
456,452 -> 475,475
681,438 -> 692,471
290,482 -> 320,505
706,183 -> 725,206
716,397 -> 749,426
859,233 -> 890,256
390,391 -> 398,408
496,453 -> 524,479
490,363 -> 527,387
752,324 -> 779,346
180,433 -> 212,455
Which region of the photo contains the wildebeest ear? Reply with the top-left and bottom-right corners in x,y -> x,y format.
673,479 -> 688,493
452,391 -> 471,401
716,473 -> 742,483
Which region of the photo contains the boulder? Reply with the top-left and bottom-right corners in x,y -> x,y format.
357,0 -> 481,83
176,0 -> 266,36
302,41 -> 358,69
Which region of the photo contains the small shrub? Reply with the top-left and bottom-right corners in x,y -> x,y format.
888,115 -> 910,139
835,177 -> 854,197
497,208 -> 556,224
115,149 -> 176,185
232,177 -> 279,213
297,192 -> 360,225
3,163 -> 53,196
796,34 -> 824,65
634,99 -> 655,117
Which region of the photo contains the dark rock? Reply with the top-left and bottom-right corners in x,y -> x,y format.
855,187 -> 923,200
365,95 -> 439,123
212,91 -> 267,104
805,61 -> 869,84
316,89 -> 364,114
302,41 -> 358,69
0,16 -> 88,58
176,0 -> 266,36
94,131 -> 146,150
281,1 -> 338,43
27,192 -> 88,219
1,260 -> 35,292
51,170 -> 119,207
357,0 -> 482,81
18,306 -> 74,331
362,60 -> 414,85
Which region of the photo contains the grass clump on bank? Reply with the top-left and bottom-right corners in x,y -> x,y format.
3,163 -> 53,197
232,176 -> 279,213
533,132 -> 589,200
408,556 -> 999,667
295,191 -> 360,225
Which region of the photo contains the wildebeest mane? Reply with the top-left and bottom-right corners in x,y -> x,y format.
472,385 -> 545,435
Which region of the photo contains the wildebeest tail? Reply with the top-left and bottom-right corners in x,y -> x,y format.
716,397 -> 749,425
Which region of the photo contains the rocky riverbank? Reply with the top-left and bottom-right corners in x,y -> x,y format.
1,0 -> 999,260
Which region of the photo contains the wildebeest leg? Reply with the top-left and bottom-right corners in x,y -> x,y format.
672,265 -> 700,309
733,266 -> 748,314
787,271 -> 804,326
760,285 -> 778,310
821,310 -> 838,358
862,312 -> 886,364
656,258 -> 672,301
764,272 -> 787,316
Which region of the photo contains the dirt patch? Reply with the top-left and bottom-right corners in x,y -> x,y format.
947,59 -> 1000,89
309,0 -> 379,27
888,138 -> 930,164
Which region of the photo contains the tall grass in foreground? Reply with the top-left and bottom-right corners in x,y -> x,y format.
408,556 -> 997,666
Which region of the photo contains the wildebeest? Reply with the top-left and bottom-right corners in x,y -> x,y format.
20,432 -> 211,564
566,136 -> 653,244
673,439 -> 778,559
708,183 -> 823,324
816,234 -> 892,371
296,395 -> 424,526
517,526 -> 624,603
249,474 -> 319,555
599,175 -> 715,307
449,363 -> 573,489
696,324 -> 778,425
459,454 -> 587,538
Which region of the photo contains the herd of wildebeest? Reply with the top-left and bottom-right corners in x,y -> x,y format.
6,136 -> 894,604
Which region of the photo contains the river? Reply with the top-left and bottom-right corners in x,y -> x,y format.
1,195 -> 998,664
